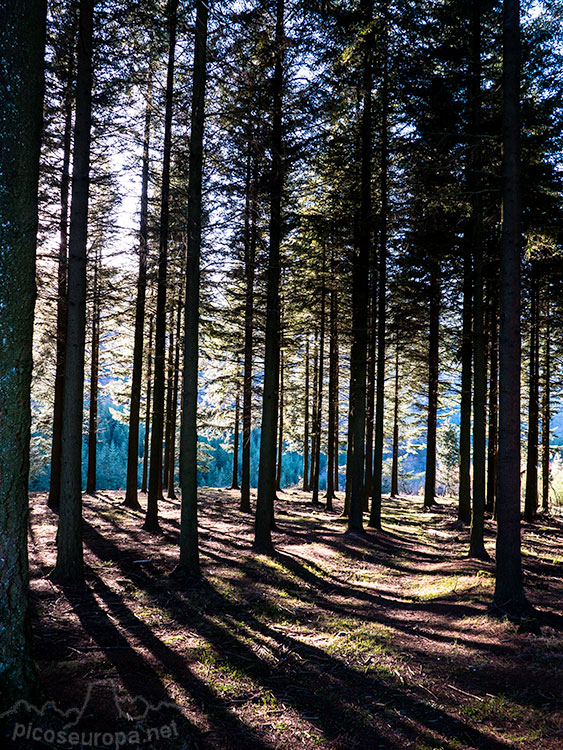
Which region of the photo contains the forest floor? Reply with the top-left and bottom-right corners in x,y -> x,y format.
9,489 -> 563,749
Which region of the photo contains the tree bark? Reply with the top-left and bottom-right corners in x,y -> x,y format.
302,338 -> 310,492
232,391 -> 241,490
49,13 -> 76,510
240,151 -> 257,512
276,354 -> 284,491
53,0 -> 94,583
86,245 -> 100,495
494,0 -> 526,613
369,6 -> 389,529
390,345 -> 400,498
469,0 -> 488,559
145,0 -> 178,533
312,273 -> 326,506
141,313 -> 153,494
423,265 -> 440,509
0,0 -> 46,709
167,279 -> 183,499
486,283 -> 499,514
176,0 -> 209,578
524,262 -> 539,522
326,253 -> 338,509
254,0 -> 284,553
125,81 -> 151,511
309,334 -> 319,490
347,9 -> 372,534
541,293 -> 550,512
459,247 -> 472,523
364,269 -> 376,508
163,304 -> 175,489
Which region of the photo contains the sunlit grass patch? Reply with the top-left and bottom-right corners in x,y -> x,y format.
410,573 -> 494,602
460,694 -> 531,724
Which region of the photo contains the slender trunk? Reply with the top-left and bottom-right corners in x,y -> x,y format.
276,355 -> 284,491
390,345 -> 400,498
141,314 -> 153,494
163,304 -> 175,489
255,0 -> 284,553
240,151 -> 257,512
0,0 -> 46,708
86,247 -> 100,495
334,325 -> 339,493
52,0 -> 94,583
232,391 -> 241,490
524,262 -> 539,521
364,268 -> 376,506
326,255 -> 338,509
486,284 -> 499,514
145,0 -> 177,532
49,25 -> 75,510
125,82 -> 151,510
176,0 -> 208,577
312,274 -> 326,506
494,0 -> 526,613
167,279 -> 183,499
344,376 -> 353,518
369,9 -> 389,529
542,294 -> 550,512
310,335 -> 319,491
423,265 -> 440,509
469,0 -> 488,558
348,12 -> 372,534
459,247 -> 473,523
303,338 -> 310,492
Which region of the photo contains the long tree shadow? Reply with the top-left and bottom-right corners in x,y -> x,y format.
78,517 -> 521,750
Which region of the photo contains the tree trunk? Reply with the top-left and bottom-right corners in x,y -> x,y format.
125,82 -> 151,511
53,0 -> 94,583
309,334 -> 319,491
486,284 -> 499,514
49,16 -> 75,510
167,280 -> 183,500
459,247 -> 472,524
347,11 -> 372,534
232,391 -> 241,490
240,150 -> 257,512
390,345 -> 400,498
163,304 -> 175,489
524,262 -> 539,521
254,0 -> 284,553
364,269 -> 376,508
0,0 -> 46,710
86,246 -> 100,495
141,313 -> 153,494
312,273 -> 326,506
145,0 -> 178,533
423,265 -> 440,509
276,354 -> 284,491
494,0 -> 526,614
542,294 -> 550,512
334,325 -> 340,494
302,338 -> 310,492
369,8 -> 389,530
469,0 -> 488,559
176,0 -> 208,578
326,254 -> 338,510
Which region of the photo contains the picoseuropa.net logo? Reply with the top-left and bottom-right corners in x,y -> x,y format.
11,722 -> 179,748
1,682 -> 185,749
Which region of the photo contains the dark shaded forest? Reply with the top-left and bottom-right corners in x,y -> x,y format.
1,0 -> 563,748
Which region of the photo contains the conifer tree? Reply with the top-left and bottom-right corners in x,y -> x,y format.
0,0 -> 46,709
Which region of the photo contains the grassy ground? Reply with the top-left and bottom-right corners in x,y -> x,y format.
12,489 -> 563,748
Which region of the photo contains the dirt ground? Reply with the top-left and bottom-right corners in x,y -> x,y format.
7,489 -> 563,749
